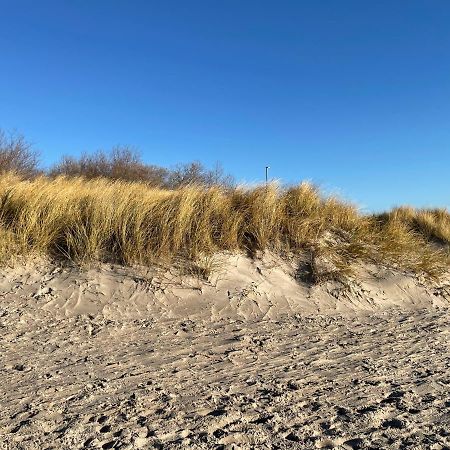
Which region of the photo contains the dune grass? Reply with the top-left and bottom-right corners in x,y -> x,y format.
0,173 -> 448,280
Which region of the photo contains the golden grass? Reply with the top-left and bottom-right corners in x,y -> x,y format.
0,173 -> 448,279
382,207 -> 450,245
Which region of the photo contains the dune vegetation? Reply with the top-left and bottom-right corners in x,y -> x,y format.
0,130 -> 448,280
0,173 -> 448,280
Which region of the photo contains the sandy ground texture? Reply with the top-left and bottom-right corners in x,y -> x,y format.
1,254 -> 449,449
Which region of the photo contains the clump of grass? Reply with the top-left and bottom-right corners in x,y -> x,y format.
384,207 -> 450,245
369,208 -> 450,279
0,173 -> 447,280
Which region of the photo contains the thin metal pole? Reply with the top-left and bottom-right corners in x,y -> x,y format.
265,166 -> 270,185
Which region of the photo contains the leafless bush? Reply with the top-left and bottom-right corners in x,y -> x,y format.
50,149 -> 234,189
49,147 -> 169,186
167,161 -> 235,188
0,130 -> 39,178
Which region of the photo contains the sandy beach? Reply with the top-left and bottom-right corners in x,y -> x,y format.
2,2 -> 450,448
1,255 -> 449,449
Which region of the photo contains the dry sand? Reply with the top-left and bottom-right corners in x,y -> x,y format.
1,253 -> 449,449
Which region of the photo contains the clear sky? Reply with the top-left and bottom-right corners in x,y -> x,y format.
1,1 -> 449,211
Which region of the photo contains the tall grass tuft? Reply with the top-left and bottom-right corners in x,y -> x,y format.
0,173 -> 448,278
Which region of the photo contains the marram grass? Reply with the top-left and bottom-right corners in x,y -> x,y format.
0,173 -> 448,279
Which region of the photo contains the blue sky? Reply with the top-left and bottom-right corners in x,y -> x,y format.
1,1 -> 449,211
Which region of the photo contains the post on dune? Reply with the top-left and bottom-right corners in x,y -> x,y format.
265,166 -> 270,186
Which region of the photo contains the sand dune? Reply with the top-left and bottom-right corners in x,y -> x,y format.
1,254 -> 449,449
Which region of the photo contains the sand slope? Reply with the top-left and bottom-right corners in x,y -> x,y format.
1,254 -> 449,449
0,252 -> 447,321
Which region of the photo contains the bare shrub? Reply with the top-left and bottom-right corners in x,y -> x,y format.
0,130 -> 39,178
50,150 -> 234,189
167,161 -> 235,188
49,147 -> 169,186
